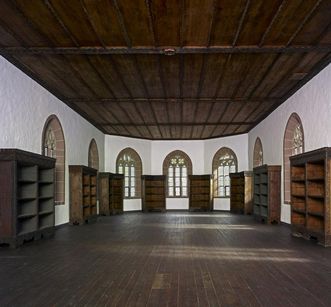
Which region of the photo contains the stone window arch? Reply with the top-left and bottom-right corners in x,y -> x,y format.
163,150 -> 193,197
88,139 -> 99,170
42,115 -> 65,205
116,148 -> 142,198
212,147 -> 238,197
283,113 -> 304,203
253,137 -> 263,167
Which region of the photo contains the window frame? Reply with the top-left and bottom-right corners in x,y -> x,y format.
163,150 -> 193,198
116,148 -> 142,199
212,147 -> 238,198
253,137 -> 263,168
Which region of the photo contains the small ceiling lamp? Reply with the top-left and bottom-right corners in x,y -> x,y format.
163,48 -> 176,56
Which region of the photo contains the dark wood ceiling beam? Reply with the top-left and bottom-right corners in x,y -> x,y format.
43,0 -> 79,46
2,45 -> 331,55
258,0 -> 286,47
286,0 -> 323,46
112,0 -> 131,47
65,97 -> 279,104
232,0 -> 250,46
145,0 -> 158,46
102,122 -> 254,127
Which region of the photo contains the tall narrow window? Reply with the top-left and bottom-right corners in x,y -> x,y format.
163,150 -> 192,197
283,113 -> 304,203
88,139 -> 99,170
212,147 -> 238,197
42,115 -> 65,205
253,137 -> 263,167
116,148 -> 142,198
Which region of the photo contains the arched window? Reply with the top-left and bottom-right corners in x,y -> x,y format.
116,148 -> 142,198
163,150 -> 193,197
283,113 -> 304,203
253,137 -> 263,167
212,147 -> 238,197
88,139 -> 99,170
42,115 -> 65,205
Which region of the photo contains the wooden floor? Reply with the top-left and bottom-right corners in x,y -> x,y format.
1,212 -> 331,306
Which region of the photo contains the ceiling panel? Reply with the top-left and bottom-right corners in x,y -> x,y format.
0,0 -> 330,139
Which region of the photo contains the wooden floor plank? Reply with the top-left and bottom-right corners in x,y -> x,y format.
1,212 -> 331,306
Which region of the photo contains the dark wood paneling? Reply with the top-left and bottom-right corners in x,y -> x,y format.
262,0 -> 320,46
0,1 -> 47,46
291,0 -> 330,45
116,0 -> 153,46
182,0 -> 215,46
0,25 -> 21,47
152,101 -> 169,123
210,0 -> 247,45
182,54 -> 204,97
151,0 -> 181,46
160,55 -> 180,97
82,0 -> 127,46
236,0 -> 283,45
48,0 -> 100,46
191,125 -> 205,139
15,0 -> 73,47
167,101 -> 182,123
199,54 -> 228,98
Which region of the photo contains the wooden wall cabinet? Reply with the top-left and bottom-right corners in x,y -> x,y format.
0,149 -> 55,247
253,165 -> 281,224
230,171 -> 253,214
69,165 -> 98,225
142,175 -> 166,212
290,147 -> 331,246
99,172 -> 124,215
189,175 -> 212,211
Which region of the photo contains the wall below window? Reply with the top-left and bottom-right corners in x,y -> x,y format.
0,56 -> 105,226
248,63 -> 331,223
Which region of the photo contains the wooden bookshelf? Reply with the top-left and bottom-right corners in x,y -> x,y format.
230,171 -> 253,214
69,165 -> 98,225
0,149 -> 55,247
189,175 -> 212,211
99,172 -> 124,215
142,175 -> 166,212
290,147 -> 331,246
253,165 -> 281,224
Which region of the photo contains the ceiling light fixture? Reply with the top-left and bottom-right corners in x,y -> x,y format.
163,48 -> 176,56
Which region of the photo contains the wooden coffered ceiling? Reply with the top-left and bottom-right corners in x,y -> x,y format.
0,0 -> 331,139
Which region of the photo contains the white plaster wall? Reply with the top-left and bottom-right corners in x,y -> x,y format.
248,63 -> 331,223
204,134 -> 249,210
104,135 -> 151,211
0,56 -> 105,225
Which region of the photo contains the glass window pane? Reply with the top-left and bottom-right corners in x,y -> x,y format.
124,166 -> 129,176
225,176 -> 229,186
169,188 -> 173,196
131,166 -> 135,176
224,165 -> 229,175
220,187 -> 224,196
225,186 -> 230,196
131,177 -> 135,186
181,177 -> 187,186
175,167 -> 180,176
118,165 -> 123,174
125,188 -> 129,197
182,167 -> 187,176
131,188 -> 135,197
175,178 -> 180,186
175,187 -> 180,196
125,176 -> 129,186
169,177 -> 173,185
230,165 -> 236,173
182,187 -> 187,196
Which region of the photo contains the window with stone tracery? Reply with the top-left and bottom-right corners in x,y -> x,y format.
284,113 -> 304,203
212,148 -> 238,197
116,148 -> 142,198
42,115 -> 65,204
163,151 -> 192,198
253,137 -> 263,167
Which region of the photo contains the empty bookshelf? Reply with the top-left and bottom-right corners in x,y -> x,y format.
290,147 -> 331,246
189,175 -> 212,211
0,149 -> 55,247
253,165 -> 281,224
69,165 -> 98,225
230,171 -> 253,214
142,175 -> 166,212
99,172 -> 124,215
